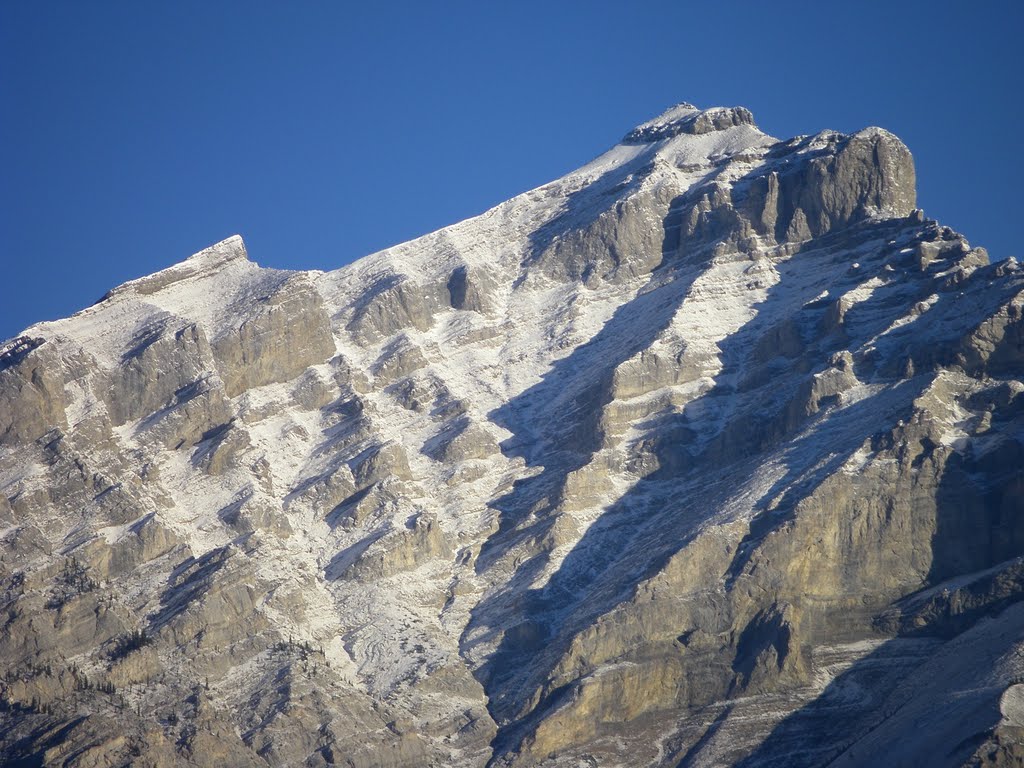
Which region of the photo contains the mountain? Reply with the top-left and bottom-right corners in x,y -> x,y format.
1,102 -> 1022,767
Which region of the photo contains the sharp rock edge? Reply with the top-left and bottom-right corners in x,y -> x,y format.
1,103 -> 1023,768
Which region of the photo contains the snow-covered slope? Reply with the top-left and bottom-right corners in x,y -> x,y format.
1,103 -> 1022,767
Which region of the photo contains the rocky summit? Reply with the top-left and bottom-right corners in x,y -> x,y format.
1,102 -> 1022,767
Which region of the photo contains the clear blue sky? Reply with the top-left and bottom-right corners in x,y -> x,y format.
2,1 -> 1021,340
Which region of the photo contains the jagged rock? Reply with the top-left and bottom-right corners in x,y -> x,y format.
291,367 -> 338,411
192,420 -> 250,475
351,440 -> 412,485
610,344 -> 699,400
533,184 -> 677,282
139,374 -> 234,450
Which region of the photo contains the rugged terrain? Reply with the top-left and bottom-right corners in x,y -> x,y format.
1,102 -> 1022,767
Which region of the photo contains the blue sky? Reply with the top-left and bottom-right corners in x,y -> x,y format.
2,1 -> 1021,340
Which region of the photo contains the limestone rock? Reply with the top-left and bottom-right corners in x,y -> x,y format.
0,338 -> 67,445
447,263 -> 494,313
347,274 -> 447,344
212,273 -> 335,398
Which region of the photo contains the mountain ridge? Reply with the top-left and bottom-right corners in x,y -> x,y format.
1,102 -> 1022,767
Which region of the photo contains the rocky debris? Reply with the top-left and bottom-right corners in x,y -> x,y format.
1,102 -> 1022,767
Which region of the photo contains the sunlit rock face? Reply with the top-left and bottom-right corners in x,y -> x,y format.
1,103 -> 1022,768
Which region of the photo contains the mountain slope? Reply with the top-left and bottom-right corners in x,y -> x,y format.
1,102 -> 1022,767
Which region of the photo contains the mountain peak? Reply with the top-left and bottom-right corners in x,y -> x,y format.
100,234 -> 251,303
186,234 -> 248,265
622,103 -> 757,144
1,102 -> 1021,768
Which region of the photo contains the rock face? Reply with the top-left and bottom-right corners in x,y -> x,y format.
1,102 -> 1022,767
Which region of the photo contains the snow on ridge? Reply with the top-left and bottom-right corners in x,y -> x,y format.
14,103 -> 776,356
622,103 -> 757,144
317,107 -> 774,308
13,231 -> 331,375
628,102 -> 701,132
102,234 -> 254,300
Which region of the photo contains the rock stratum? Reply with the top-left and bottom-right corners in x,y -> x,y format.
1,102 -> 1022,767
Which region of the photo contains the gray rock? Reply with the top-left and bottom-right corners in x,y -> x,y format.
447,264 -> 493,313
105,321 -> 216,426
347,274 -> 447,344
212,274 -> 335,397
0,338 -> 67,445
